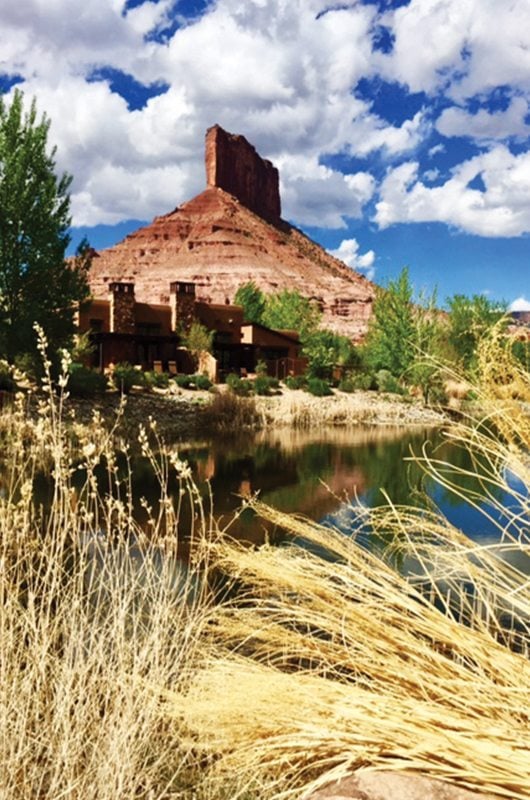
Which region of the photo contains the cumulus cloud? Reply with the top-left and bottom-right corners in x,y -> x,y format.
329,238 -> 376,280
1,0 -> 530,241
437,97 -> 530,141
378,0 -> 530,100
0,0 -> 439,227
374,146 -> 530,237
510,297 -> 530,312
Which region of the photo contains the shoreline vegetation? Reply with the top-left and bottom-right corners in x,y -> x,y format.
1,334 -> 530,799
9,384 -> 448,443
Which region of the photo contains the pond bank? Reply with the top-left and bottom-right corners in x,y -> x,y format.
59,386 -> 446,441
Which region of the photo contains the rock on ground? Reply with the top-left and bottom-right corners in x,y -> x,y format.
307,771 -> 497,800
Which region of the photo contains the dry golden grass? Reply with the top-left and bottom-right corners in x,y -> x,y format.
4,327 -> 530,800
0,337 -> 216,799
163,332 -> 530,799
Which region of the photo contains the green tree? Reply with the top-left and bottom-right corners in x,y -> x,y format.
363,267 -> 416,377
446,294 -> 507,374
0,90 -> 89,364
234,281 -> 266,324
303,329 -> 360,380
262,289 -> 321,340
183,321 -> 214,370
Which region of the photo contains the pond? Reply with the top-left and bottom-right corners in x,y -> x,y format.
125,425 -> 527,557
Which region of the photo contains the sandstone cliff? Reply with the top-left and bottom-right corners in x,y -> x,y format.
88,126 -> 375,340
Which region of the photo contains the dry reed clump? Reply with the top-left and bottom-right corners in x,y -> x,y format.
200,389 -> 264,434
162,334 -> 530,799
0,333 -> 216,800
256,389 -> 444,429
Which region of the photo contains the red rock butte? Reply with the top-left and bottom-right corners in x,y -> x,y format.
88,125 -> 375,340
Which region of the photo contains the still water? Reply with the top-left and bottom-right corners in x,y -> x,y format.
123,425 -> 526,551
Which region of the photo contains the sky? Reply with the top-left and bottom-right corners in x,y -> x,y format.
0,0 -> 529,310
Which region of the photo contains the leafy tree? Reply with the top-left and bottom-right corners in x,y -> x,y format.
0,90 -> 90,364
446,294 -> 507,374
303,329 -> 360,380
363,267 -> 416,377
262,289 -> 321,340
234,281 -> 266,324
182,321 -> 214,370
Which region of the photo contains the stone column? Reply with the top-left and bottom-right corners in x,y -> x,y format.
109,282 -> 135,334
170,281 -> 196,333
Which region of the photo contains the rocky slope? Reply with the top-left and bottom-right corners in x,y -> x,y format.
88,126 -> 375,340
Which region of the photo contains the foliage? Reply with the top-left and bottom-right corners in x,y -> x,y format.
253,375 -> 278,396
306,376 -> 333,396
363,267 -> 416,377
194,373 -> 213,391
70,330 -> 96,364
262,289 -> 321,340
67,362 -> 107,397
284,374 -> 307,390
375,369 -> 404,395
0,90 -> 90,364
200,390 -> 262,434
182,321 -> 214,371
112,362 -> 145,394
446,293 -> 507,374
512,339 -> 530,371
226,373 -> 253,396
143,370 -> 170,390
303,329 -> 360,380
0,360 -> 15,391
234,281 -> 266,324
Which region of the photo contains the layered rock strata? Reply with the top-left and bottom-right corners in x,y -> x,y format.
88,127 -> 375,341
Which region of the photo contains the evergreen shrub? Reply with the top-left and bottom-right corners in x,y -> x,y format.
68,363 -> 107,397
306,377 -> 333,397
113,363 -> 144,394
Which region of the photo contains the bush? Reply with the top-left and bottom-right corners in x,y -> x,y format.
194,374 -> 213,391
375,369 -> 404,395
113,362 -> 145,394
226,373 -> 253,396
339,372 -> 375,392
68,363 -> 107,397
284,375 -> 307,390
200,391 -> 262,434
174,373 -> 214,391
253,375 -> 273,396
306,377 -> 333,397
144,370 -> 170,390
0,361 -> 15,391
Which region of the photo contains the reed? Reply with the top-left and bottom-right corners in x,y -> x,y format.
165,333 -> 530,799
0,334 -> 216,799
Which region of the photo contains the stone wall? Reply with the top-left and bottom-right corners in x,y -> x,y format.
205,124 -> 281,222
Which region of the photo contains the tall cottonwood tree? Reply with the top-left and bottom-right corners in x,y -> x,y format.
0,90 -> 89,364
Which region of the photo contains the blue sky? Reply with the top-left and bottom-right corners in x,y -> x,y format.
1,0 -> 529,309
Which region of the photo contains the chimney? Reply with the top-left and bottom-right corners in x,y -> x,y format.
109,282 -> 135,334
170,281 -> 196,333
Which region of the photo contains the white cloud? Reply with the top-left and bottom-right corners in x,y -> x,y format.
1,0 -> 530,240
378,0 -> 530,100
0,0 -> 435,228
510,297 -> 530,312
374,146 -> 530,237
278,155 -> 375,228
437,97 -> 530,141
328,238 -> 376,280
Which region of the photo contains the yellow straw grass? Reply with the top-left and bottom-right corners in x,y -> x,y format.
163,332 -> 530,799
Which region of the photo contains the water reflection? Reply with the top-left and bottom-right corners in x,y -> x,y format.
177,426 -> 515,546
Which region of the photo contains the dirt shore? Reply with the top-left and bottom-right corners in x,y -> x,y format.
58,386 -> 446,442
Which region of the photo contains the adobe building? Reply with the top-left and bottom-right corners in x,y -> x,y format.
84,125 -> 375,331
78,279 -> 305,380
